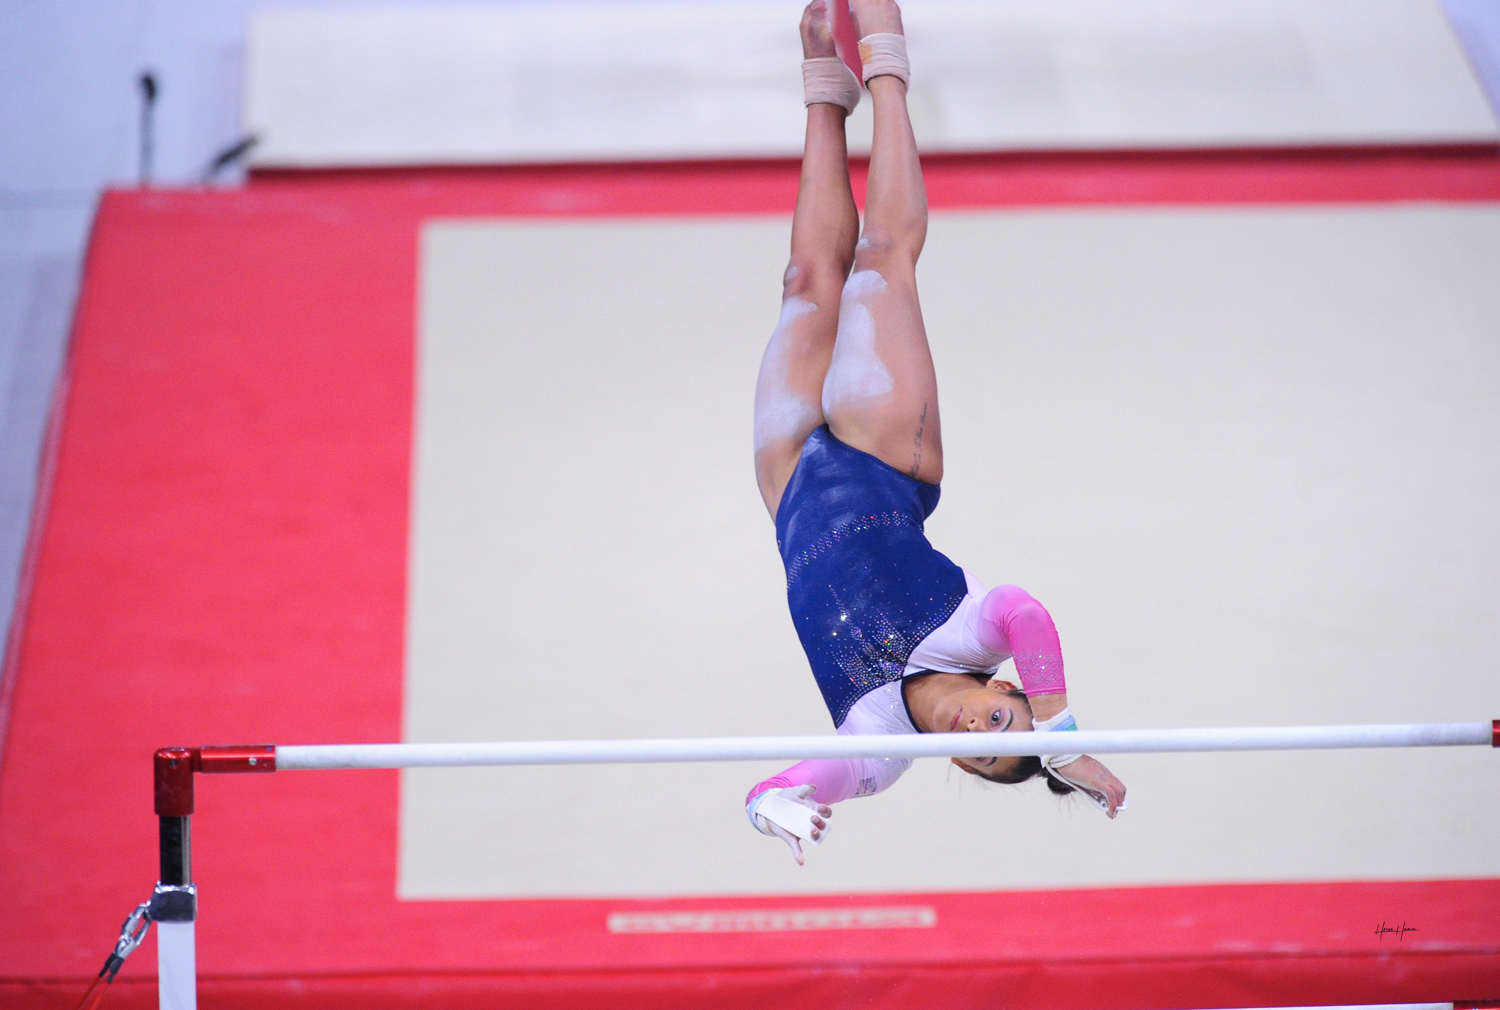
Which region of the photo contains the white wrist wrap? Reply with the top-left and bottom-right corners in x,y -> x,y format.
802,57 -> 862,113
1032,706 -> 1126,814
857,33 -> 910,86
747,790 -> 825,845
1034,705 -> 1082,770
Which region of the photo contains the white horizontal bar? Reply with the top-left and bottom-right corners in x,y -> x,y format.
275,721 -> 1491,771
1207,1005 -> 1450,1010
1193,1005 -> 1450,1010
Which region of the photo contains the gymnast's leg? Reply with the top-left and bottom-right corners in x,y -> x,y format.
753,0 -> 861,518
821,0 -> 942,484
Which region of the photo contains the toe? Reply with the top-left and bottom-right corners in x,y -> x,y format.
850,0 -> 903,38
800,0 -> 838,58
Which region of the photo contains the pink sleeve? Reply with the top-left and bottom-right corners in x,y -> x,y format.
745,760 -> 862,807
976,585 -> 1066,696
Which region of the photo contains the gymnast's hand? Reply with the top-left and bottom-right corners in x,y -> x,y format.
750,784 -> 833,865
1051,756 -> 1127,818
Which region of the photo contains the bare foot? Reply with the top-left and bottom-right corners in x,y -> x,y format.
801,0 -> 839,59
850,0 -> 903,38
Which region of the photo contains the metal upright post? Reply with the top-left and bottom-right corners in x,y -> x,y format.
152,748 -> 197,1010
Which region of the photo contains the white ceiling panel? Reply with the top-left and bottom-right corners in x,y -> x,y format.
245,0 -> 1498,168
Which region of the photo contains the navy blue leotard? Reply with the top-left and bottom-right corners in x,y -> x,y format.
775,426 -> 969,728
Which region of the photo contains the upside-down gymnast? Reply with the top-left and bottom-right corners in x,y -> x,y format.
746,0 -> 1127,863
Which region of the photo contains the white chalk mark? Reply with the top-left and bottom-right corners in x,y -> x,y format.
753,297 -> 821,451
822,270 -> 893,415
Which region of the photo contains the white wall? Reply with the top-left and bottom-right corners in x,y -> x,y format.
246,0 -> 1497,168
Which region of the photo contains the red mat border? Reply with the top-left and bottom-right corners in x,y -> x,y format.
2,146 -> 1498,1007
247,143 -> 1500,211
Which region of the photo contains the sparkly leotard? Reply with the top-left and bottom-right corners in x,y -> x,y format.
776,426 -> 969,729
749,427 -> 1069,808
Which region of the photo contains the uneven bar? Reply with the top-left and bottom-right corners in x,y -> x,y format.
276,721 -> 1495,771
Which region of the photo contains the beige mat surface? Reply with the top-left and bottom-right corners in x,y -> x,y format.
402,206 -> 1500,899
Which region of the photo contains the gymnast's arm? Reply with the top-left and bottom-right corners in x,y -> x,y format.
748,754 -> 907,806
977,585 -> 1127,814
976,584 -> 1069,719
744,756 -> 909,862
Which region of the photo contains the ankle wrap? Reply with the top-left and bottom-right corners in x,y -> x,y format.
857,33 -> 909,86
802,56 -> 862,113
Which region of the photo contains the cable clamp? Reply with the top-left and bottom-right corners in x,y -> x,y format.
109,902 -> 152,977
149,883 -> 197,923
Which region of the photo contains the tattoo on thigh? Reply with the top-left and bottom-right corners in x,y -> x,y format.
909,402 -> 928,478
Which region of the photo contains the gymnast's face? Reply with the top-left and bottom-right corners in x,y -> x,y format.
941,678 -> 1035,777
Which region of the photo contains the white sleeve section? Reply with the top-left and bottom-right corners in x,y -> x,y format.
903,569 -> 1009,676
836,682 -> 916,798
852,755 -> 910,797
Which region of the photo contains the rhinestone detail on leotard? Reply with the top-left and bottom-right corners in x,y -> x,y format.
783,511 -> 918,588
775,427 -> 968,731
822,586 -> 962,727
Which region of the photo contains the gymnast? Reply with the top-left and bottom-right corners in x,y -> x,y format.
747,0 -> 1127,863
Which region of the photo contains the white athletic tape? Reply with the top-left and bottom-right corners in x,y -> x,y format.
1033,706 -> 1082,770
802,57 -> 861,113
1030,707 -> 1122,812
857,33 -> 909,86
754,792 -> 825,846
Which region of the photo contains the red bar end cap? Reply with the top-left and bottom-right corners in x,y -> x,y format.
1493,719 -> 1498,748
154,747 -> 197,816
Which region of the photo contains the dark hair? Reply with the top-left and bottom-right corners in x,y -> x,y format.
951,680 -> 1074,796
